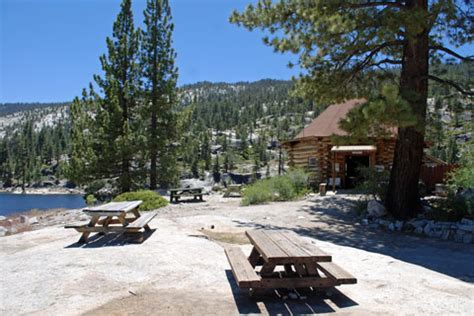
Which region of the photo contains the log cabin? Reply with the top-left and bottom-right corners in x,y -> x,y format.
282,99 -> 397,189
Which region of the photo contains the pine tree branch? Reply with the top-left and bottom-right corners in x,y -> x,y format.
343,1 -> 404,9
369,58 -> 402,67
345,40 -> 404,83
428,75 -> 474,96
429,45 -> 474,62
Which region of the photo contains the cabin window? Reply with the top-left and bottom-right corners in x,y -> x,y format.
308,157 -> 317,167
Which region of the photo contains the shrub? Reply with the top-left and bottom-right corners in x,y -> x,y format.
241,180 -> 273,206
113,190 -> 168,211
447,146 -> 474,190
241,171 -> 309,206
85,180 -> 106,196
285,168 -> 310,194
355,166 -> 390,201
426,192 -> 471,221
85,194 -> 97,206
270,176 -> 296,201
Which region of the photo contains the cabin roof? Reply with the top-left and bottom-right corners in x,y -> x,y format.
293,98 -> 366,140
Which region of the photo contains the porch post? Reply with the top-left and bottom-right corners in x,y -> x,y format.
332,151 -> 336,192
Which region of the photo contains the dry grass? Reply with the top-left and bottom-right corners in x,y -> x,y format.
199,229 -> 250,245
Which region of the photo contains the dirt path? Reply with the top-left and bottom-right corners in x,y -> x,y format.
1,193 -> 473,315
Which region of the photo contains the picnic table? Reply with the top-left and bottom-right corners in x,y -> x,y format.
65,200 -> 157,243
169,187 -> 204,203
225,230 -> 356,293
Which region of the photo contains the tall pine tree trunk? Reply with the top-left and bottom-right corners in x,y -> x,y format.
150,109 -> 158,189
121,93 -> 131,193
385,0 -> 429,219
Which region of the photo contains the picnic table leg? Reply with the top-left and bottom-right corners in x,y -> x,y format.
303,261 -> 320,277
248,247 -> 260,268
97,217 -> 112,236
294,263 -> 308,276
284,264 -> 295,277
260,262 -> 276,277
130,207 -> 152,232
78,215 -> 100,243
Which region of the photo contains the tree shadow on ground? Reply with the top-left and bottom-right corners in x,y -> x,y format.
225,270 -> 358,315
233,195 -> 474,283
64,229 -> 156,248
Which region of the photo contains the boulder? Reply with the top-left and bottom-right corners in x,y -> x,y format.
388,223 -> 395,231
462,233 -> 473,244
454,231 -> 465,242
29,217 -> 39,225
408,219 -> 427,228
0,216 -> 6,221
461,218 -> 474,226
457,224 -> 474,233
441,230 -> 451,240
19,215 -> 29,224
367,200 -> 387,218
423,223 -> 432,235
414,227 -> 423,234
395,220 -> 404,231
0,226 -> 7,237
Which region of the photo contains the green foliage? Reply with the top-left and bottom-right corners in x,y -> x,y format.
241,181 -> 273,206
352,199 -> 369,217
338,84 -> 417,140
285,168 -> 310,195
84,180 -> 107,196
447,141 -> 474,190
85,194 -> 97,206
241,170 -> 309,205
269,176 -> 296,201
427,193 -> 472,222
113,190 -> 168,211
355,167 -> 390,202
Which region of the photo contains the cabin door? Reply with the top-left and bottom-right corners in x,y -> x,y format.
345,155 -> 369,188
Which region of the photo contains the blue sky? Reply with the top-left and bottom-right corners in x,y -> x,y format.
1,0 -> 472,103
1,0 -> 297,103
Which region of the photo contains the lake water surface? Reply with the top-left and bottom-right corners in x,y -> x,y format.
0,193 -> 86,216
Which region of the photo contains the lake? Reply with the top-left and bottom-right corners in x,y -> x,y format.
0,193 -> 86,216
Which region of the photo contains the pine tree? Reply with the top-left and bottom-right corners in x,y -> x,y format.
68,87 -> 98,185
141,0 -> 179,189
231,0 -> 473,219
93,0 -> 141,192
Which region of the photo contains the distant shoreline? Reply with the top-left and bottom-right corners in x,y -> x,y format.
0,187 -> 84,195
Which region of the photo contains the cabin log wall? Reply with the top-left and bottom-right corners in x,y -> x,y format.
285,137 -> 397,187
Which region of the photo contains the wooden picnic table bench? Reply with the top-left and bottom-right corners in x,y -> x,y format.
169,187 -> 204,203
225,230 -> 356,294
65,200 -> 157,243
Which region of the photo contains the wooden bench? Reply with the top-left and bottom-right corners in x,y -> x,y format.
225,247 -> 261,288
126,211 -> 157,232
317,262 -> 357,285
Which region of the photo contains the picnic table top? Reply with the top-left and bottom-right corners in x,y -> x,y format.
83,200 -> 143,213
169,187 -> 204,192
246,230 -> 331,263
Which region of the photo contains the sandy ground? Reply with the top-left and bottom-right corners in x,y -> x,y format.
1,193 -> 473,315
